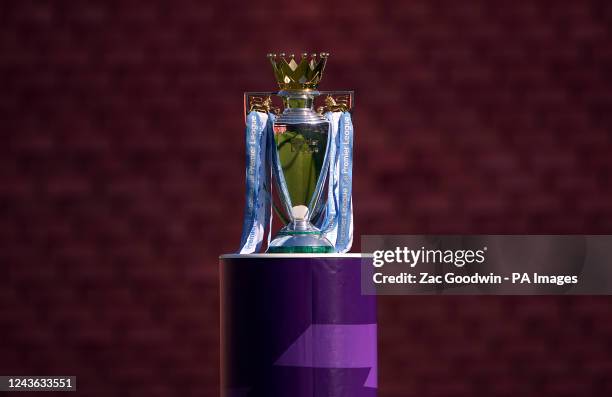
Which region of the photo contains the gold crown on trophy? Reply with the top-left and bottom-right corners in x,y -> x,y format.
267,52 -> 329,91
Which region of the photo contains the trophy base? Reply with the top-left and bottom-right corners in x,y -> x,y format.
266,222 -> 334,254
219,253 -> 377,396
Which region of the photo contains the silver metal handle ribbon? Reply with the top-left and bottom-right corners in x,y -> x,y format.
238,111 -> 274,253
316,112 -> 354,253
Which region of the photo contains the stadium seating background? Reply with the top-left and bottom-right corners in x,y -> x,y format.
2,1 -> 612,395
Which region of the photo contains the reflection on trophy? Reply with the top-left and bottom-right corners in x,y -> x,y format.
239,52 -> 354,254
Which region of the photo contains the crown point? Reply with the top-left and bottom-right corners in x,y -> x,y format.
268,51 -> 329,90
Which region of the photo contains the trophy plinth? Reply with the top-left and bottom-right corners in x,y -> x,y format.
219,254 -> 378,395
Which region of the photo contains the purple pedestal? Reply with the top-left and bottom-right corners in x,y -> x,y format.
220,254 -> 377,397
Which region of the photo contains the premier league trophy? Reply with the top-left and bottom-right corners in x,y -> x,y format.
238,52 -> 354,254
220,53 -> 377,397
